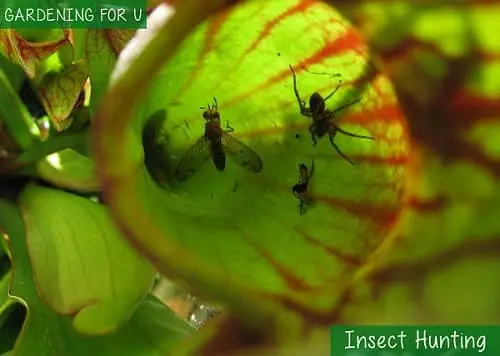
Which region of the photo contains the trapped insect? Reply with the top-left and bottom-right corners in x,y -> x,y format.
292,160 -> 314,215
175,97 -> 263,182
289,65 -> 374,164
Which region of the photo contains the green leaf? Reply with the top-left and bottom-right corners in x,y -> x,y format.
18,184 -> 156,335
84,30 -> 135,114
0,235 -> 9,261
16,132 -> 88,165
92,1 -> 407,352
0,272 -> 14,327
35,148 -> 99,193
0,30 -> 71,79
0,69 -> 39,150
0,199 -> 193,355
0,272 -> 22,356
37,60 -> 88,132
0,55 -> 25,94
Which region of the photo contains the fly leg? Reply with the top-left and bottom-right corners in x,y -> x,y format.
299,199 -> 306,215
328,126 -> 355,165
225,120 -> 234,133
309,159 -> 315,179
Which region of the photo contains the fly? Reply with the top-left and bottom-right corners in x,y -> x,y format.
175,97 -> 263,182
292,160 -> 314,215
289,64 -> 374,164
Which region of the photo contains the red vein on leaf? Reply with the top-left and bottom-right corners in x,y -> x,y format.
459,141 -> 500,178
264,213 -> 366,267
14,30 -> 70,62
344,105 -> 408,126
241,232 -> 315,292
408,195 -> 447,212
268,289 -> 352,327
254,145 -> 407,166
251,178 -> 400,206
447,91 -> 500,129
271,237 -> 500,327
369,236 -> 500,295
246,175 -> 402,231
172,9 -> 232,102
221,29 -> 365,109
297,28 -> 366,70
317,195 -> 400,227
293,227 -> 364,266
231,0 -> 316,70
381,33 -> 500,65
349,153 -> 408,166
232,107 -> 404,143
205,0 -> 320,97
103,30 -> 136,55
380,37 -> 442,62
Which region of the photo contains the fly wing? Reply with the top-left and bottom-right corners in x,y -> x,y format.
299,195 -> 314,215
299,201 -> 309,215
221,132 -> 263,173
175,136 -> 211,182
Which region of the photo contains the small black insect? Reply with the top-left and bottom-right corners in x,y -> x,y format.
289,65 -> 374,164
292,160 -> 314,215
175,97 -> 263,182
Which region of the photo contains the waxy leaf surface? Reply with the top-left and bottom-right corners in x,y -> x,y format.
92,0 -> 409,342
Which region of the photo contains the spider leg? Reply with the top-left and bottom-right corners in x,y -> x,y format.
323,82 -> 342,102
312,135 -> 318,146
299,101 -> 314,118
289,65 -> 308,114
328,127 -> 355,165
336,126 -> 373,140
331,98 -> 362,115
308,124 -> 319,146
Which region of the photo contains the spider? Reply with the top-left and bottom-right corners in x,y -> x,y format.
289,65 -> 374,164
